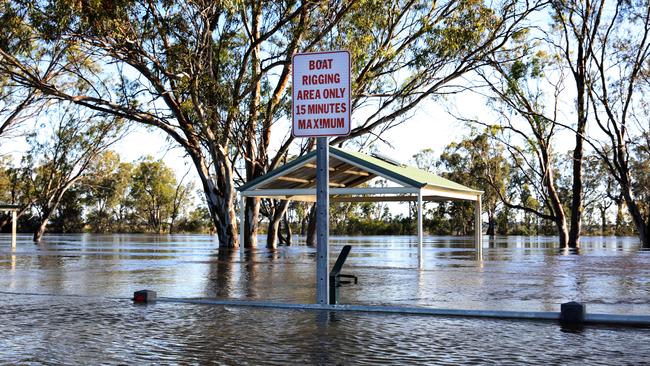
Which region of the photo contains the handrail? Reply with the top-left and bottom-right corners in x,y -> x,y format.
329,245 -> 357,304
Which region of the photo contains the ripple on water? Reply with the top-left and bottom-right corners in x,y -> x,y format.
1,234 -> 650,363
1,295 -> 649,364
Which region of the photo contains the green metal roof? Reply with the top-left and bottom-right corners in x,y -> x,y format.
333,148 -> 482,193
238,150 -> 319,192
238,146 -> 481,195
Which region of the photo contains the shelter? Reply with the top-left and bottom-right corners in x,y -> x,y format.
237,147 -> 483,267
1,204 -> 20,247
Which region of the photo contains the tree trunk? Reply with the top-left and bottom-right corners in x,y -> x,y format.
266,200 -> 289,248
611,155 -> 649,246
599,206 -> 607,235
554,218 -> 569,248
621,188 -> 649,247
0,214 -> 8,232
244,1 -> 263,249
267,214 -> 281,249
486,209 -> 496,236
300,213 -> 307,235
568,86 -> 586,248
169,216 -> 176,234
244,197 -> 259,248
615,198 -> 625,236
34,215 -> 51,243
280,211 -> 292,245
306,204 -> 317,246
191,147 -> 239,248
211,188 -> 238,248
568,133 -> 585,248
545,164 -> 570,248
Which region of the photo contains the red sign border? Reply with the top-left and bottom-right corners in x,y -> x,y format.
291,50 -> 351,138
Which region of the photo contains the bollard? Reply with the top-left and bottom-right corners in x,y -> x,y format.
560,301 -> 585,324
133,290 -> 157,303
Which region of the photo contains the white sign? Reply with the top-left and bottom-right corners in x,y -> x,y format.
292,50 -> 351,137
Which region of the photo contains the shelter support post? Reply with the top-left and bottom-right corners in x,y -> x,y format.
417,190 -> 423,269
11,210 -> 16,248
475,195 -> 482,259
239,194 -> 245,257
316,137 -> 330,305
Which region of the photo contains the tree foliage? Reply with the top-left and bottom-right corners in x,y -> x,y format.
21,103 -> 126,241
0,0 -> 545,248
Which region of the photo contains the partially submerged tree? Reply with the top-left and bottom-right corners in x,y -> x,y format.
550,0 -> 604,247
23,105 -> 126,242
585,0 -> 650,247
468,48 -> 574,246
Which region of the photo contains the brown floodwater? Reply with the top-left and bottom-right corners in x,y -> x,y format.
0,233 -> 649,364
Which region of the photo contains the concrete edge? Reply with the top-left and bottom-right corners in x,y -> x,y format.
3,291 -> 649,327
157,297 -> 650,327
158,297 -> 558,321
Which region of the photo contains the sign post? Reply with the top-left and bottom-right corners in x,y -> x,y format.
292,50 -> 351,305
315,137 -> 329,305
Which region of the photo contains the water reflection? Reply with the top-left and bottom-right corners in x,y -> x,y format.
0,233 -> 649,316
205,249 -> 236,298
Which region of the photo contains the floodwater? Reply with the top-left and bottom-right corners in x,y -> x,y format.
1,234 -> 649,364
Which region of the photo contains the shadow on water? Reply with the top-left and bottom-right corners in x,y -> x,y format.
559,247 -> 581,256
560,323 -> 586,334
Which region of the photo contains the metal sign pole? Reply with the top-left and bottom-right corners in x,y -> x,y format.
316,137 -> 330,305
292,50 -> 349,305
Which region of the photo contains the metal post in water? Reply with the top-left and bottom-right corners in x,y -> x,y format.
316,137 -> 330,305
239,194 -> 245,258
11,210 -> 16,248
475,195 -> 482,259
417,190 -> 423,269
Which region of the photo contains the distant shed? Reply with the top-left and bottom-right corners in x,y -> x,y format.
1,204 -> 21,247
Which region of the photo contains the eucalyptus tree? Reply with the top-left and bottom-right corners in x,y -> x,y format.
84,150 -> 133,233
630,133 -> 650,235
23,105 -> 126,242
0,0 -> 545,248
476,0 -> 650,248
585,0 -> 650,247
412,148 -> 437,172
437,131 -> 509,236
0,2 -> 44,138
474,0 -> 609,248
549,0 -> 608,247
169,169 -> 194,234
468,51 -> 574,246
129,157 -> 177,233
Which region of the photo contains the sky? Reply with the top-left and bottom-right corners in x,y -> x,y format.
0,76 -> 578,202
